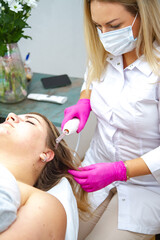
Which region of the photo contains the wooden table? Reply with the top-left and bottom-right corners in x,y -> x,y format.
0,73 -> 83,126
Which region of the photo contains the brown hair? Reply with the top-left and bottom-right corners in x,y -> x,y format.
31,112 -> 90,215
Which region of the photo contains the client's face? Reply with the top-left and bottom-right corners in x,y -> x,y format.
0,113 -> 48,157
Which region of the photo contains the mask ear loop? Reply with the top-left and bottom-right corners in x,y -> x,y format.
131,13 -> 138,41
132,12 -> 138,27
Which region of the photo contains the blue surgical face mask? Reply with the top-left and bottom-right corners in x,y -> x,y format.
97,13 -> 138,56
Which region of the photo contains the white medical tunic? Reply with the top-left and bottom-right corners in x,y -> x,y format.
81,43 -> 160,234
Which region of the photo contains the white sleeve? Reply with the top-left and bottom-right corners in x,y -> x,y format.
141,82 -> 160,184
141,146 -> 160,183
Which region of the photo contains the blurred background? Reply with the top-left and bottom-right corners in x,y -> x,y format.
19,0 -> 96,160
19,0 -> 87,78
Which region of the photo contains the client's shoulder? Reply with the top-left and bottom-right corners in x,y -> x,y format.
17,181 -> 67,220
17,181 -> 67,239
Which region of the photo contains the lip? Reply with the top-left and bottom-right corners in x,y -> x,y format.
3,121 -> 14,128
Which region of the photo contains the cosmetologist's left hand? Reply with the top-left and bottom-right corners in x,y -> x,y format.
68,162 -> 127,192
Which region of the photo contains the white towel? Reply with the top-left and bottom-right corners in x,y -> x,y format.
48,178 -> 79,240
0,163 -> 21,232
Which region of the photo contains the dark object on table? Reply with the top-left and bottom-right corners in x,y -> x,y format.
41,74 -> 72,89
156,234 -> 160,240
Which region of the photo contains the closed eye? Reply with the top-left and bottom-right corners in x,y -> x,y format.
110,24 -> 121,29
26,120 -> 35,125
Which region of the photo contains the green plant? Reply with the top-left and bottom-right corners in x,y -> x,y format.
0,0 -> 38,56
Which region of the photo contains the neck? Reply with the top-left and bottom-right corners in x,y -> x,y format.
0,151 -> 39,186
123,49 -> 138,69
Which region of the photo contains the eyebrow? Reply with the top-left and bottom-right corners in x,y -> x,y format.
93,18 -> 119,26
25,115 -> 41,124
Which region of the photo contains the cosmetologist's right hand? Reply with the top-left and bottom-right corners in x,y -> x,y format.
61,99 -> 91,133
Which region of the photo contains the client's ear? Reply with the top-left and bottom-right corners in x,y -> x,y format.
40,149 -> 55,163
45,149 -> 55,162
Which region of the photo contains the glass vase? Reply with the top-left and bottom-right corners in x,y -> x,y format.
0,43 -> 27,103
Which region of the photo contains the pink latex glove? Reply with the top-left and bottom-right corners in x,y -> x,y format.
61,99 -> 91,133
68,161 -> 127,192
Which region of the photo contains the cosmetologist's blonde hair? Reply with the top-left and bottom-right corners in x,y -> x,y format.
84,0 -> 160,88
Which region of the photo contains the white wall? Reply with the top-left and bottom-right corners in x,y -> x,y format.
19,0 -> 97,158
19,0 -> 87,78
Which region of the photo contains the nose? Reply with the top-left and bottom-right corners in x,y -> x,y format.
6,113 -> 19,123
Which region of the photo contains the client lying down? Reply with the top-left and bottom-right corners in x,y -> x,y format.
0,112 -> 89,240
